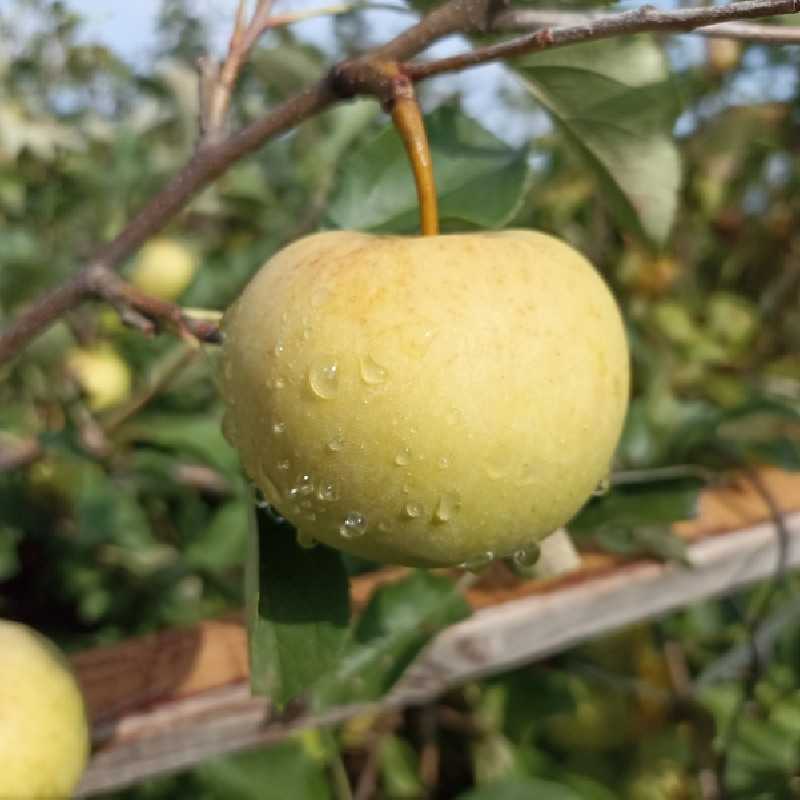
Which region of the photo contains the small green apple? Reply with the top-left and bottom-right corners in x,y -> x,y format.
220,230 -> 629,567
0,620 -> 90,798
130,237 -> 197,301
66,344 -> 132,411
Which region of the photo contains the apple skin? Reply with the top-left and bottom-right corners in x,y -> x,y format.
220,230 -> 629,567
0,620 -> 90,798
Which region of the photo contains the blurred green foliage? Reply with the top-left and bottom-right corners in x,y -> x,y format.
1,0 -> 800,797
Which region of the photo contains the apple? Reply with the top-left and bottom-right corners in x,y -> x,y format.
129,237 -> 197,301
220,230 -> 629,567
0,620 -> 89,798
706,38 -> 741,75
67,343 -> 132,410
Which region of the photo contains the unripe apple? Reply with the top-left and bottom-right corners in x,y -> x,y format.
66,343 -> 132,410
706,38 -> 741,75
129,237 -> 197,301
220,230 -> 629,567
0,620 -> 90,798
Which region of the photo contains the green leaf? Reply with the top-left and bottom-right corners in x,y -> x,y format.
515,36 -> 681,244
120,413 -> 239,474
247,504 -> 350,707
458,778 -> 583,800
379,735 -> 424,799
326,105 -> 531,233
184,500 -> 249,572
195,740 -> 332,800
312,571 -> 470,710
572,480 -> 701,534
572,481 -> 699,561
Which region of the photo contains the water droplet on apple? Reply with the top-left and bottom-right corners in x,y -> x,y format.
339,511 -> 367,539
290,473 -> 314,498
277,459 -> 290,471
437,456 -> 450,469
486,462 -> 508,480
308,359 -> 339,399
394,448 -> 412,466
403,502 -> 423,518
461,551 -> 495,573
359,354 -> 388,385
272,421 -> 286,435
317,481 -> 339,502
274,341 -> 285,357
593,475 -> 611,496
272,376 -> 286,390
433,491 -> 461,523
326,435 -> 344,453
512,544 -> 540,569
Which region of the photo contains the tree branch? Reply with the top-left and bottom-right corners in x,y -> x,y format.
405,0 -> 800,82
1,0 -> 798,367
493,8 -> 800,44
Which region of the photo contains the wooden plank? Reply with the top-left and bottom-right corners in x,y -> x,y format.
74,468 -> 800,795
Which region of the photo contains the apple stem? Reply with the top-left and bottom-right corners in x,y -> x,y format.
381,63 -> 440,236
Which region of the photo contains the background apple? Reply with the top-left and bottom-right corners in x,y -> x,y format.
0,620 -> 89,799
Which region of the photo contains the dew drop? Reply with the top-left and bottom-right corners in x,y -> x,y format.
359,354 -> 388,385
437,456 -> 450,470
486,462 -> 509,481
317,480 -> 339,502
326,435 -> 344,453
434,491 -> 461,523
272,421 -> 286,435
274,341 -> 285,357
394,448 -> 412,466
593,475 -> 612,497
272,376 -> 286,390
512,544 -> 541,569
339,511 -> 367,539
308,359 -> 339,399
289,473 -> 314,499
461,551 -> 495,573
277,459 -> 290,471
403,502 -> 423,519
297,530 -> 317,549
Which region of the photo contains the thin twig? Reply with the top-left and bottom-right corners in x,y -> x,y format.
405,0 -> 800,81
494,8 -> 800,44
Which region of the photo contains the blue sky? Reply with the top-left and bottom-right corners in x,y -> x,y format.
58,0 -> 800,142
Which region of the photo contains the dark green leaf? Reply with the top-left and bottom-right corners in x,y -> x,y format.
195,740 -> 332,800
572,480 -> 701,534
326,105 -> 531,233
247,504 -> 350,706
515,36 -> 681,244
120,413 -> 239,474
312,571 -> 470,710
